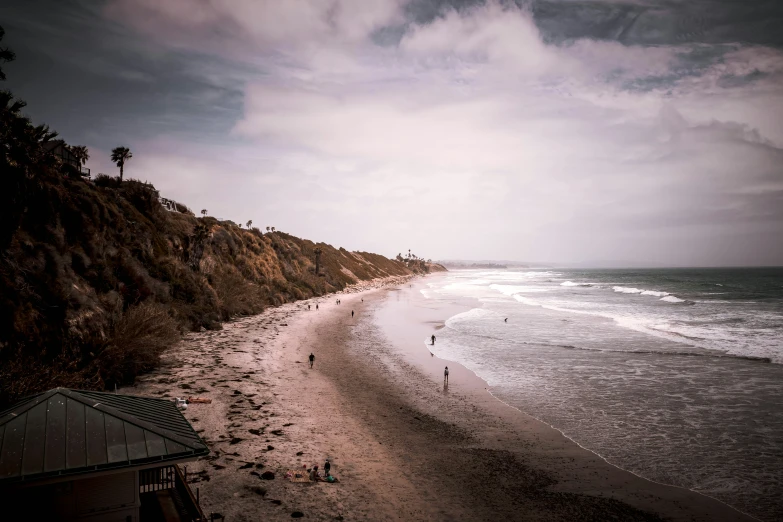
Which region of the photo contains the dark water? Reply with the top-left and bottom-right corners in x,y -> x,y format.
425,268 -> 783,521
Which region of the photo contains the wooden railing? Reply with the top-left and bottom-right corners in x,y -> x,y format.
139,464 -> 207,521
139,465 -> 177,493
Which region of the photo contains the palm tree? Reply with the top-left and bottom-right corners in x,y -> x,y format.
0,26 -> 15,82
201,209 -> 207,217
70,145 -> 89,172
246,220 -> 252,229
314,247 -> 323,275
110,146 -> 132,181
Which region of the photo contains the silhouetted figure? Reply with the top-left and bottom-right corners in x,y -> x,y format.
309,353 -> 315,368
504,318 -> 507,323
316,304 -> 319,310
324,459 -> 331,476
308,304 -> 311,310
351,310 -> 354,318
444,366 -> 449,384
431,335 -> 436,345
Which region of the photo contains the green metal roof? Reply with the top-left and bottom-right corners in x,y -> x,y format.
0,388 -> 209,485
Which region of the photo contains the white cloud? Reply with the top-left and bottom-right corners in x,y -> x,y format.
100,0 -> 783,265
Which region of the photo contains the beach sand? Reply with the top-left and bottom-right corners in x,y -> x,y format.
130,276 -> 755,521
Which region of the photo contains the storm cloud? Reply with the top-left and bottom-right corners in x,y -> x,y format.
3,0 -> 782,266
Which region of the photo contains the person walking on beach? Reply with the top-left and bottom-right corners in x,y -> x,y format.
444,366 -> 449,384
351,310 -> 354,318
309,353 -> 315,368
431,334 -> 436,345
324,459 -> 331,477
316,304 -> 319,310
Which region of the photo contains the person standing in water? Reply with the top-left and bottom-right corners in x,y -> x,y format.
444,366 -> 449,384
309,353 -> 315,368
431,334 -> 436,345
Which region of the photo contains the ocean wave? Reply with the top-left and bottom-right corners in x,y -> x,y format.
660,295 -> 684,303
558,345 -> 772,363
613,286 -> 669,297
489,284 -> 549,296
613,286 -> 644,294
561,281 -> 593,287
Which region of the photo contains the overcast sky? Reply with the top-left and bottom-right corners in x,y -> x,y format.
3,0 -> 783,266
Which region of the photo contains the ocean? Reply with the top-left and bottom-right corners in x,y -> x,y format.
424,268 -> 783,521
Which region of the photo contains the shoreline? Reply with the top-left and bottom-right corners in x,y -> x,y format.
373,277 -> 757,521
129,275 -> 757,521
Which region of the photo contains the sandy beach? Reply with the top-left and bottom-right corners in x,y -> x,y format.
129,275 -> 756,521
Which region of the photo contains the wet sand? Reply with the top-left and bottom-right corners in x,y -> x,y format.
130,275 -> 756,521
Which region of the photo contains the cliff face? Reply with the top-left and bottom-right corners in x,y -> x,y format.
0,175 -> 416,404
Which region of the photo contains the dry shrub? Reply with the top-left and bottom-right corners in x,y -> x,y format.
0,347 -> 99,406
98,301 -> 180,388
212,269 -> 264,319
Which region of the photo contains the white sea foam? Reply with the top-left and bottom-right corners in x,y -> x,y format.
561,281 -> 593,287
489,284 -> 549,296
613,286 -> 669,297
613,286 -> 644,294
660,295 -> 685,303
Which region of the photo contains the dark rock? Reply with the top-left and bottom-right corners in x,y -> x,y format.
269,499 -> 282,505
249,429 -> 262,436
250,486 -> 267,496
238,463 -> 254,470
261,471 -> 275,480
291,512 -> 303,518
295,451 -> 303,456
266,445 -> 274,451
229,438 -> 244,445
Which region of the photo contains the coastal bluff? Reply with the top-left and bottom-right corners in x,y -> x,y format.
0,174 -> 443,405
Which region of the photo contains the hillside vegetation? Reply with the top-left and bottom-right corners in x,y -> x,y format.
0,27 -> 446,406
0,172 -> 444,404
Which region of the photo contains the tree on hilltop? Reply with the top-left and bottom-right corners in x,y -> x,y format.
266,226 -> 270,232
246,220 -> 252,229
201,209 -> 207,217
70,145 -> 89,168
110,146 -> 132,181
